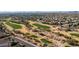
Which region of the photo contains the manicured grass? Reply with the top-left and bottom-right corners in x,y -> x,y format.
6,21 -> 22,29
42,22 -> 49,24
25,33 -> 30,36
41,38 -> 52,44
33,23 -> 50,30
70,32 -> 79,37
30,35 -> 38,38
55,32 -> 72,39
67,39 -> 79,46
25,33 -> 38,38
10,20 -> 21,24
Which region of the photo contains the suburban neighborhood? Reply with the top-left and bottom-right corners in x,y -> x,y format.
0,11 -> 79,47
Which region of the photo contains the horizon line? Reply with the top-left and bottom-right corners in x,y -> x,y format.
0,11 -> 79,13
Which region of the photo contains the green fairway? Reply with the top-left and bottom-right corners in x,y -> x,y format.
41,38 -> 52,44
30,35 -> 38,38
6,21 -> 22,29
33,23 -> 50,30
70,32 -> 79,37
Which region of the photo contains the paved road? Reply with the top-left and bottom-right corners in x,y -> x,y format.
0,35 -> 37,47
0,43 -> 9,47
14,37 -> 37,47
0,36 -> 10,47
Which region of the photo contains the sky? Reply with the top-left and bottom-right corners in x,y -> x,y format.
0,0 -> 79,12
